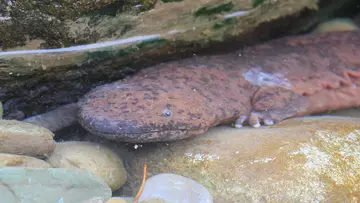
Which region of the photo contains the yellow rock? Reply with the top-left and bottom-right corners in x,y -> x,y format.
106,197 -> 133,203
0,120 -> 55,158
46,141 -> 127,191
0,153 -> 51,168
325,107 -> 360,118
128,116 -> 360,203
313,18 -> 358,33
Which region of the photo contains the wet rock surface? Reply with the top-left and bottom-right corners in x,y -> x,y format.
0,0 -> 157,49
0,119 -> 129,202
1,112 -> 360,202
0,120 -> 55,158
0,167 -> 112,203
312,18 -> 359,33
0,153 -> 51,168
46,141 -> 128,191
138,173 -> 213,203
126,116 -> 360,203
106,197 -> 134,203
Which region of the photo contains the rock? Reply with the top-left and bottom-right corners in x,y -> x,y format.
107,197 -> 134,203
139,198 -> 165,203
0,120 -> 56,158
0,101 -> 3,119
138,173 -> 213,203
46,141 -> 127,191
354,13 -> 360,26
82,197 -> 106,203
0,0 -> 156,50
126,116 -> 360,202
82,195 -> 134,203
312,18 -> 358,33
24,103 -> 79,132
0,153 -> 51,168
0,0 -> 315,50
323,107 -> 360,118
0,167 -> 112,203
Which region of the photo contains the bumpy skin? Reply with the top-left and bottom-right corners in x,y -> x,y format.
78,30 -> 360,143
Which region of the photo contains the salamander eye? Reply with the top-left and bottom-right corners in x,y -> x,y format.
163,109 -> 172,117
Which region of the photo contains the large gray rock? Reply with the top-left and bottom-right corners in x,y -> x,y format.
0,167 -> 112,203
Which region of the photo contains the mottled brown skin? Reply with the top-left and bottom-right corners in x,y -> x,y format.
78,30 -> 360,143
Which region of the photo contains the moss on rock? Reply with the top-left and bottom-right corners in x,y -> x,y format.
0,0 -> 157,49
194,2 -> 235,17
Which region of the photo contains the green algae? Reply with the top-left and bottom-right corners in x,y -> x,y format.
0,0 -> 119,49
252,0 -> 266,8
81,1 -> 124,17
0,0 -> 158,50
84,50 -> 114,62
194,2 -> 234,17
84,46 -> 139,62
161,0 -> 184,2
123,0 -> 158,13
138,0 -> 158,9
213,18 -> 238,29
136,38 -> 168,49
84,38 -> 168,62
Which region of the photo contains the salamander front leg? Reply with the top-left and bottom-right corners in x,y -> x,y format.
248,86 -> 309,127
234,114 -> 248,128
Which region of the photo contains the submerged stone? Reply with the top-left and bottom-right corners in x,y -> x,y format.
127,116 -> 360,203
0,101 -> 3,119
0,153 -> 51,168
0,120 -> 55,158
0,167 -> 112,203
138,173 -> 213,203
47,141 -> 127,191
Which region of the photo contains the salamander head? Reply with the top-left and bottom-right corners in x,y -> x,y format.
78,82 -> 212,143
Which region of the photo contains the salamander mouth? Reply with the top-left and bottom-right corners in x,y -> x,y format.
78,116 -> 204,143
83,127 -> 203,143
97,129 -> 202,143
